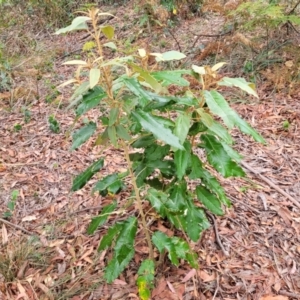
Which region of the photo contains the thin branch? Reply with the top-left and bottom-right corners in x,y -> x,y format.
288,0 -> 300,15
0,218 -> 33,235
241,161 -> 300,209
166,28 -> 182,52
206,211 -> 229,257
123,142 -> 154,260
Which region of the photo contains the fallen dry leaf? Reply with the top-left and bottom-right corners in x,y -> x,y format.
260,296 -> 288,300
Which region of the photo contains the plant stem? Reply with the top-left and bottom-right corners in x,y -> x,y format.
91,10 -> 113,100
123,141 -> 154,260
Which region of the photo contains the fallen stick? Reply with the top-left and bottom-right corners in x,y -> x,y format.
241,161 -> 300,209
0,218 -> 32,235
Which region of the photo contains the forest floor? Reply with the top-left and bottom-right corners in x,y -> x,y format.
0,1 -> 300,299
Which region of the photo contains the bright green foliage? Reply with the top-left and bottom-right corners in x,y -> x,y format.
71,122 -> 96,150
231,0 -> 300,30
71,158 -> 104,191
152,231 -> 198,268
103,217 -> 137,283
48,115 -> 60,133
137,259 -> 155,300
57,8 -> 265,293
87,201 -> 117,234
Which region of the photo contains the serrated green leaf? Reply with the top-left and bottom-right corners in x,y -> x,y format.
148,160 -> 175,178
87,201 -> 117,234
229,110 -> 266,143
76,87 -> 106,116
146,188 -> 169,217
151,70 -> 190,87
152,231 -> 169,253
196,185 -> 224,215
207,121 -> 233,144
204,91 -> 235,129
104,217 -> 137,283
137,259 -> 155,300
200,134 -> 245,177
109,108 -> 119,126
145,144 -> 170,161
132,110 -> 184,149
218,77 -> 258,98
55,16 -> 90,34
98,222 -> 122,251
204,91 -> 265,143
71,158 -> 104,191
174,141 -> 191,180
174,113 -> 191,144
123,77 -> 150,107
116,124 -> 131,141
152,231 -> 198,268
137,277 -> 151,300
108,126 -> 118,147
129,63 -> 162,93
131,135 -> 155,148
71,122 -> 96,150
93,173 -> 123,194
220,142 -> 243,162
101,25 -> 114,39
189,154 -> 230,206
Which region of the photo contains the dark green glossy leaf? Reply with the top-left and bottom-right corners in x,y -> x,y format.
151,70 -> 190,86
147,160 -> 175,178
134,163 -> 154,187
137,259 -> 155,300
108,125 -> 118,147
104,217 -> 137,283
144,144 -> 170,161
205,90 -> 265,143
188,121 -> 206,136
131,135 -> 155,148
132,110 -> 183,149
71,122 -> 96,150
123,77 -> 150,107
116,124 -> 131,141
204,90 -> 235,129
196,185 -> 224,215
174,113 -> 191,144
87,200 -> 117,234
98,222 -> 122,251
152,231 -> 198,268
174,141 -> 191,180
200,134 -> 245,178
71,158 -> 104,191
109,107 -> 119,126
93,173 -> 124,194
189,154 -> 231,206
76,87 -> 106,116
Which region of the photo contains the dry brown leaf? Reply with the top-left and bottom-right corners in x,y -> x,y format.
182,268 -> 196,282
197,270 -> 216,282
260,296 -> 288,300
22,215 -> 37,222
166,281 -> 176,293
1,224 -> 8,245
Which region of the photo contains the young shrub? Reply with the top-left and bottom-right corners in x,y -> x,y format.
56,8 -> 265,298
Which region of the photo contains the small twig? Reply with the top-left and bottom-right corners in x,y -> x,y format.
3,161 -> 43,166
206,212 -> 229,257
241,161 -> 300,209
190,29 -> 232,49
278,290 -> 300,298
166,28 -> 182,52
0,218 -> 32,235
288,0 -> 300,15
